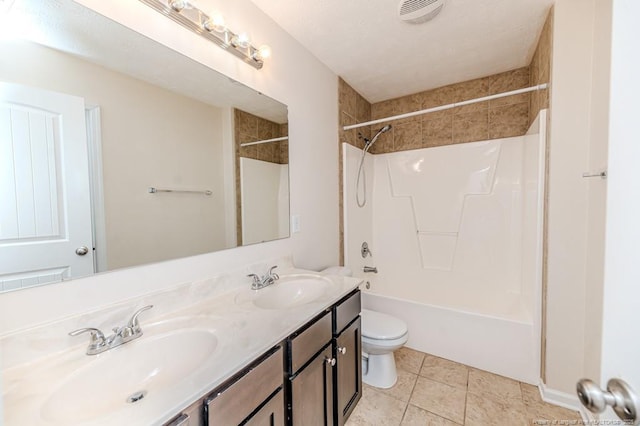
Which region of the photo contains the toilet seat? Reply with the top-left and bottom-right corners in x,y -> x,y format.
361,309 -> 408,340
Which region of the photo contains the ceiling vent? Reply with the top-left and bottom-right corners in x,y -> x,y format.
398,0 -> 445,24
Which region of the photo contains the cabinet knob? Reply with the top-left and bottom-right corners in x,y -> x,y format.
337,346 -> 347,355
324,357 -> 336,367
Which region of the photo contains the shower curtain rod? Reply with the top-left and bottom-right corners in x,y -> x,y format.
240,136 -> 289,147
343,83 -> 549,131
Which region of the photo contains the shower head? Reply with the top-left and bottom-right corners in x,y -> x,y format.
365,125 -> 392,152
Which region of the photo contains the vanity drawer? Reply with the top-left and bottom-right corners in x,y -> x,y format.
205,346 -> 283,425
289,311 -> 332,373
334,290 -> 361,334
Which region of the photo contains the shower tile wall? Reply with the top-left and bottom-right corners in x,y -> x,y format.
234,109 -> 289,245
530,8 -> 553,125
337,7 -> 553,263
367,67 -> 531,154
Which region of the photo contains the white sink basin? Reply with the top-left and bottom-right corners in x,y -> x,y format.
40,329 -> 218,423
236,275 -> 334,309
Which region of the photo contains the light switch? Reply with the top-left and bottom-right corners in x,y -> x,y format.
291,215 -> 301,233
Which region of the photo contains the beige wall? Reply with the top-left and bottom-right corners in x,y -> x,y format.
0,40 -> 228,270
545,0 -> 610,394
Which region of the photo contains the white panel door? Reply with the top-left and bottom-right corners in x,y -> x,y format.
0,82 -> 93,291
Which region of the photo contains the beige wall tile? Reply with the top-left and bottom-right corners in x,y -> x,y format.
453,110 -> 488,143
356,93 -> 372,123
239,145 -> 257,159
452,77 -> 491,114
489,102 -> 529,139
257,142 -> 275,162
257,118 -> 276,140
369,126 -> 394,154
339,77 -> 357,117
392,93 -> 422,125
423,115 -> 453,147
489,67 -> 530,93
279,122 -> 288,136
419,354 -> 469,389
236,109 -> 257,136
394,120 -> 423,151
372,99 -> 394,121
418,85 -> 456,119
410,377 -> 467,424
401,404 -> 461,426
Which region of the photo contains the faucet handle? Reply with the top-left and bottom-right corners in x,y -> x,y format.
247,273 -> 261,287
267,265 -> 279,280
69,327 -> 106,351
127,305 -> 153,334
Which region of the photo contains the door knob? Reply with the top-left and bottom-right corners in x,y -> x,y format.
337,346 -> 347,355
324,357 -> 336,367
75,246 -> 89,256
577,378 -> 640,425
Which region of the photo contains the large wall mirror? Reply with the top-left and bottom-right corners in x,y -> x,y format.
0,0 -> 289,293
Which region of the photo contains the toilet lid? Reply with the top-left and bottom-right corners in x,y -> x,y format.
361,309 -> 408,340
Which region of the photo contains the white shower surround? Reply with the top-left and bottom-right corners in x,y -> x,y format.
344,111 -> 546,383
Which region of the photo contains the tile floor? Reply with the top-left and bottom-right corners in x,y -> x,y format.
346,347 -> 583,426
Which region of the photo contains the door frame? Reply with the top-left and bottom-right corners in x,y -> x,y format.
86,105 -> 107,273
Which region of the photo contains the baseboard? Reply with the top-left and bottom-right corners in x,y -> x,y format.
538,379 -> 582,412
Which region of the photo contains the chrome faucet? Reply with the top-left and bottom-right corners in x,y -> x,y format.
69,305 -> 153,355
247,265 -> 280,290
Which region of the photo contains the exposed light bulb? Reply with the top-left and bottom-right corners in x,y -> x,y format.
233,32 -> 250,49
255,45 -> 271,61
203,12 -> 225,32
169,0 -> 189,12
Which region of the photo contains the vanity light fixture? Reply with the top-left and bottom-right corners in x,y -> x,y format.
138,0 -> 271,69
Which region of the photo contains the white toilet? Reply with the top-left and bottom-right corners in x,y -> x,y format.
321,266 -> 409,389
361,308 -> 408,388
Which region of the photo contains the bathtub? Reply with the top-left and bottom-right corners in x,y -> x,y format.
361,290 -> 539,384
344,112 -> 547,385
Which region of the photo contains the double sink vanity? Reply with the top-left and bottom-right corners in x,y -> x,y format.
1,265 -> 363,425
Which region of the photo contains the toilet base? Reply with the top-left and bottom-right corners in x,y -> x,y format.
362,352 -> 398,389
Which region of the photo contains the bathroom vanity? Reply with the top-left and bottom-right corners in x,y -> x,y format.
165,289 -> 362,426
1,267 -> 362,426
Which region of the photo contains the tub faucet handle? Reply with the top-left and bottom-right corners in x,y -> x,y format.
361,242 -> 372,258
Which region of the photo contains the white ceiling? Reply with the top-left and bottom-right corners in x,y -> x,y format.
250,0 -> 554,103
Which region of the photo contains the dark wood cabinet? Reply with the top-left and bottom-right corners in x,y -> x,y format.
290,344 -> 335,425
335,316 -> 362,426
164,289 -> 361,426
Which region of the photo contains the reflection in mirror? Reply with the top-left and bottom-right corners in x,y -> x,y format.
0,0 -> 289,293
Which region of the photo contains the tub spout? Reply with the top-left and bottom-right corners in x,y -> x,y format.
363,266 -> 378,273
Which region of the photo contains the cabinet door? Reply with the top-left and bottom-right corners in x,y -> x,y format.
290,345 -> 334,426
244,389 -> 284,426
336,317 -> 362,426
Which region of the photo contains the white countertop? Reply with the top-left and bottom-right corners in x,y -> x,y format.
2,268 -> 361,426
